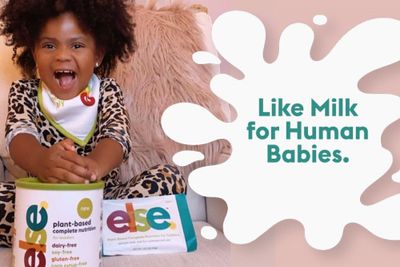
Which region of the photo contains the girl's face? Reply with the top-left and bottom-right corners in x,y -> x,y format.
33,12 -> 103,100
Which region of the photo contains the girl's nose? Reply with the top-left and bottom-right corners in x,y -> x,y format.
55,46 -> 72,61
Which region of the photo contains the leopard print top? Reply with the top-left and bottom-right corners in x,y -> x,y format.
5,78 -> 132,187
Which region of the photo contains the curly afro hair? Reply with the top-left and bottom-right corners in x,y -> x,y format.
0,0 -> 136,78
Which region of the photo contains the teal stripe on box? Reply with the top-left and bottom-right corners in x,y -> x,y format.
175,194 -> 197,252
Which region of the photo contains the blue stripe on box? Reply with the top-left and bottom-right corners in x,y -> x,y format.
175,194 -> 197,252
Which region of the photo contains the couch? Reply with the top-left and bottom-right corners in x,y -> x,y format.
0,1 -> 231,266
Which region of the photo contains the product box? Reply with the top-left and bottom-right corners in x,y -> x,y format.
102,194 -> 197,255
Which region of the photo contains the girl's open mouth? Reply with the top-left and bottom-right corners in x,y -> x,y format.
54,70 -> 76,90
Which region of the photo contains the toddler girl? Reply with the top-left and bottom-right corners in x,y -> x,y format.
0,0 -> 186,247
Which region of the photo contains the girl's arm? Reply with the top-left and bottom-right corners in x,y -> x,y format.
85,138 -> 124,180
9,134 -> 95,183
84,79 -> 132,180
6,81 -> 94,183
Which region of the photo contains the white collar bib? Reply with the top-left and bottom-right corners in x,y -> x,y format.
38,75 -> 100,146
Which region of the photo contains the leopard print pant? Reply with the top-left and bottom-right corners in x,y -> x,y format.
0,164 -> 186,247
0,182 -> 15,247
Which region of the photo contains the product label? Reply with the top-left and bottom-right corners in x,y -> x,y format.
13,188 -> 102,267
102,194 -> 197,255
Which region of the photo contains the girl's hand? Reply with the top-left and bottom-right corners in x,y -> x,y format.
37,139 -> 96,184
78,156 -> 101,182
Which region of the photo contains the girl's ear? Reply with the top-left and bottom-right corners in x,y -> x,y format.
95,48 -> 105,67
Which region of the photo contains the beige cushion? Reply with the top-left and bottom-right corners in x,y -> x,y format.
114,4 -> 231,181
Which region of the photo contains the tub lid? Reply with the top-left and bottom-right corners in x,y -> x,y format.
16,178 -> 104,191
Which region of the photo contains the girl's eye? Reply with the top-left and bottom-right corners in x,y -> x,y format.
42,43 -> 55,49
72,43 -> 85,49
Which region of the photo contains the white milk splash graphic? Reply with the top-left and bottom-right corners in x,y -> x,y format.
162,11 -> 400,250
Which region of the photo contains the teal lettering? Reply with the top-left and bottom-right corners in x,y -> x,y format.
147,207 -> 171,230
26,205 -> 47,232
